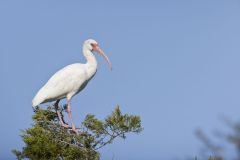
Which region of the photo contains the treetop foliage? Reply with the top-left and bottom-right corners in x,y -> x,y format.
13,105 -> 143,160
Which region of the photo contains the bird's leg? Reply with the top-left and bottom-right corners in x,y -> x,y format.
54,100 -> 69,128
67,99 -> 78,133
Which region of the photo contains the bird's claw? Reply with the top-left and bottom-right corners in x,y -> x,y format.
61,124 -> 79,134
70,128 -> 80,134
61,123 -> 70,128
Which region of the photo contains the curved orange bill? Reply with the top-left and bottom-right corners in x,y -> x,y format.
94,46 -> 112,70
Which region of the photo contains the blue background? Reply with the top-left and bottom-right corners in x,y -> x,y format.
1,0 -> 240,159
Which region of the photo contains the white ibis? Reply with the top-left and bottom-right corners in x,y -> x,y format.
32,39 -> 112,133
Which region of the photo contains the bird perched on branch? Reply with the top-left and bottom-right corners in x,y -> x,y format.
32,39 -> 112,133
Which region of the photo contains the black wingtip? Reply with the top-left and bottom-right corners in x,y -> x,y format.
32,106 -> 39,112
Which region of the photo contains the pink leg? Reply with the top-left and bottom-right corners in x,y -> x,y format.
54,100 -> 69,128
67,99 -> 78,133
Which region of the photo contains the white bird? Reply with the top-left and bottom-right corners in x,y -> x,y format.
32,39 -> 112,133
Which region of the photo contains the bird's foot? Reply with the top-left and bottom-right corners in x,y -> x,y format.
70,126 -> 80,134
61,123 -> 70,128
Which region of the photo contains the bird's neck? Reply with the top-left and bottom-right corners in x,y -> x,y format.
83,47 -> 97,75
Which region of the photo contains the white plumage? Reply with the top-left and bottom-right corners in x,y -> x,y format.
32,39 -> 111,133
32,63 -> 90,106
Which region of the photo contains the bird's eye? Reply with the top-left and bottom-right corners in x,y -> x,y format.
91,43 -> 97,48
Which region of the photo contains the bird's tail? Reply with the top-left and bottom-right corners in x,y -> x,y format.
32,92 -> 45,108
32,96 -> 41,107
32,96 -> 43,112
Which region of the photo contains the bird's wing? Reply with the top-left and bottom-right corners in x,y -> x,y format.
33,63 -> 88,104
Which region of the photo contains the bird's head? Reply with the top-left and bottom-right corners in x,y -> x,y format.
84,39 -> 112,70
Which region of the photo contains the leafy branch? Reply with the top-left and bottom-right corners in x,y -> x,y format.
13,105 -> 143,160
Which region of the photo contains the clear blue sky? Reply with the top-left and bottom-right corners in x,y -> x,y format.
1,0 -> 240,159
